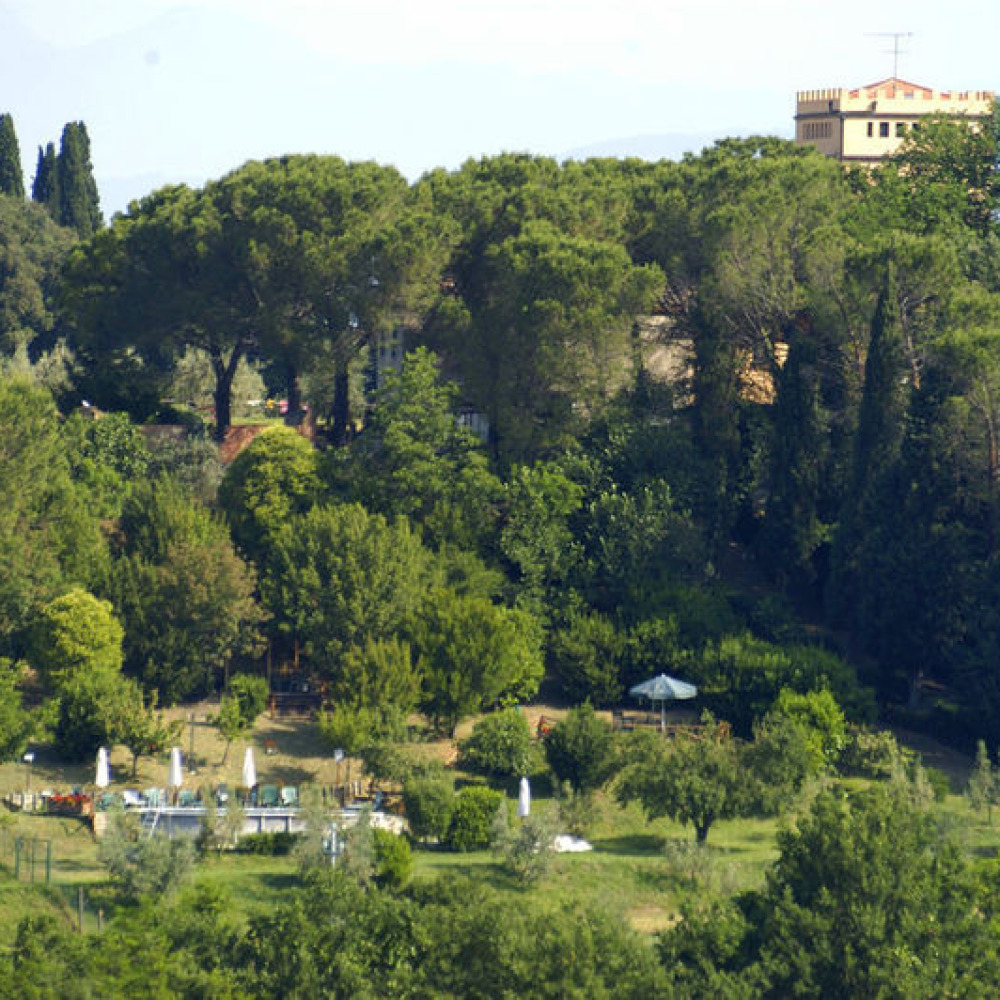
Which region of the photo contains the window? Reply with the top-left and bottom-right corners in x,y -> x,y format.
895,122 -> 906,137
879,122 -> 890,138
867,122 -> 874,137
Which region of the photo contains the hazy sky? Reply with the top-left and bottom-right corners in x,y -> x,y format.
2,0 -> 997,215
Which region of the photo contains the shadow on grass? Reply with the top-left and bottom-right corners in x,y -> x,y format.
591,834 -> 665,856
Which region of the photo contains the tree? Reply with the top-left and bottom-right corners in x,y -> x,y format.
0,113 -> 24,198
0,380 -> 107,645
31,142 -> 59,215
0,660 -> 33,761
62,410 -> 150,518
412,588 -> 544,735
215,674 -> 268,764
99,809 -> 196,904
118,688 -> 181,778
617,724 -> 744,843
261,503 -> 432,678
217,427 -> 321,560
113,478 -> 265,703
543,703 -> 617,794
346,347 -> 501,550
548,609 -> 626,707
56,122 -> 101,238
329,637 -> 421,733
967,739 -> 1000,821
54,668 -> 140,762
458,707 -> 535,777
29,587 -> 124,693
0,196 -> 76,357
747,785 -> 1000,996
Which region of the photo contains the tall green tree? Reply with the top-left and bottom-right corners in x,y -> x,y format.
31,142 -> 59,215
345,347 -> 501,550
260,503 -> 432,679
113,478 -> 265,703
0,380 -> 107,647
0,113 -> 24,198
56,122 -> 101,238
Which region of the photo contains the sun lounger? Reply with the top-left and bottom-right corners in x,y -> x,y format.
259,784 -> 279,808
280,786 -> 298,807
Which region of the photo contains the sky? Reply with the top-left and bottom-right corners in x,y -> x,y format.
1,0 -> 998,216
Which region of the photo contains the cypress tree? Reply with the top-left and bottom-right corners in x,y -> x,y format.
853,261 -> 907,490
32,142 -> 59,215
56,121 -> 101,238
0,113 -> 24,198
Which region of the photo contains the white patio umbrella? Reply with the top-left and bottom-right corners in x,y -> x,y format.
168,747 -> 184,789
517,776 -> 531,818
242,745 -> 257,790
95,746 -> 110,789
628,673 -> 698,731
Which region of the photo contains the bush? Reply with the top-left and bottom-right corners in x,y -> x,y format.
681,634 -> 876,737
839,729 -> 904,779
764,688 -> 848,772
235,831 -> 299,856
458,708 -> 535,777
445,786 -> 505,852
373,828 -> 413,888
544,704 -> 617,793
403,774 -> 455,843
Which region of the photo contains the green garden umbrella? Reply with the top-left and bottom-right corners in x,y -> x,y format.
628,674 -> 697,731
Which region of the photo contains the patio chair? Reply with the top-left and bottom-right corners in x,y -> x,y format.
259,784 -> 279,808
178,789 -> 199,808
145,788 -> 166,808
216,782 -> 230,806
280,786 -> 298,808
122,789 -> 144,808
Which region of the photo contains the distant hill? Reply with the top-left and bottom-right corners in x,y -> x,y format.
562,128 -> 791,163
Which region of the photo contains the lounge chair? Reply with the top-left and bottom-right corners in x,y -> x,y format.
259,784 -> 279,808
177,789 -> 199,808
216,783 -> 230,806
122,789 -> 144,808
280,786 -> 298,808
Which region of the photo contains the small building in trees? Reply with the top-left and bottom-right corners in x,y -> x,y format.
795,78 -> 993,165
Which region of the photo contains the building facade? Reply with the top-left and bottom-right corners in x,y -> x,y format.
795,77 -> 994,165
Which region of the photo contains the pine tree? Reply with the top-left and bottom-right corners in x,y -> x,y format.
31,142 -> 59,215
56,122 -> 101,237
0,113 -> 24,198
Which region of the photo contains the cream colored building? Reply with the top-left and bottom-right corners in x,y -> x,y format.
795,77 -> 994,165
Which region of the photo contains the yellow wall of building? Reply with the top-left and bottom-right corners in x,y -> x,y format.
795,78 -> 993,164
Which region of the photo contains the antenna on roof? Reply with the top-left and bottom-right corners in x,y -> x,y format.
866,31 -> 913,79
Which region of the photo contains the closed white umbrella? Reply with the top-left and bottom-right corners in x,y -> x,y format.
168,747 -> 184,789
517,776 -> 531,818
96,746 -> 110,789
242,745 -> 257,790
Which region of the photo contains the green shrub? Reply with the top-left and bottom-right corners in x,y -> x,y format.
445,786 -> 505,852
373,828 -> 413,888
235,831 -> 299,856
458,708 -> 535,777
544,704 -> 617,793
403,774 -> 455,842
839,729 -> 904,779
765,688 -> 848,771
